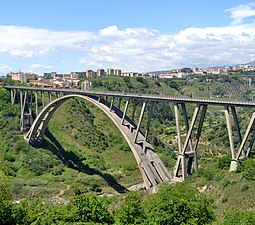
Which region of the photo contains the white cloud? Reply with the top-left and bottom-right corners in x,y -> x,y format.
0,25 -> 94,58
80,23 -> 255,70
27,64 -> 53,73
1,4 -> 255,72
0,64 -> 12,74
226,2 -> 255,24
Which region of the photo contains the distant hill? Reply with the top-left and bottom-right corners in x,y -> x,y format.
245,60 -> 255,66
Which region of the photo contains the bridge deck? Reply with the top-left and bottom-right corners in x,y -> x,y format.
5,85 -> 255,107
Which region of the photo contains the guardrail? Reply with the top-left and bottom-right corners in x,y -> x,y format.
4,85 -> 255,107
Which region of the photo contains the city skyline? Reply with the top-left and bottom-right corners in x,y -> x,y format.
0,0 -> 255,75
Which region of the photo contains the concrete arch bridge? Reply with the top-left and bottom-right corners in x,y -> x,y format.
5,86 -> 255,189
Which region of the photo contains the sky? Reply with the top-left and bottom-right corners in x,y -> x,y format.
1,0 -> 255,75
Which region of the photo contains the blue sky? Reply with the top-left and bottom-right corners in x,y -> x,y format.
0,0 -> 255,75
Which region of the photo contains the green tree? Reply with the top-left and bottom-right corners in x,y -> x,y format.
114,192 -> 145,225
70,194 -> 114,224
237,159 -> 255,181
144,184 -> 215,225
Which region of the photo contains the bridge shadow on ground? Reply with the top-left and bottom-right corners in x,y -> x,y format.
43,130 -> 128,194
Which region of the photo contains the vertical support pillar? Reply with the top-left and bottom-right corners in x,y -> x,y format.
134,101 -> 147,143
28,91 -> 33,126
231,106 -> 245,158
231,107 -> 242,144
224,106 -> 235,161
173,104 -> 200,180
11,89 -> 16,105
182,105 -> 201,152
35,91 -> 38,116
122,99 -> 130,125
20,90 -> 28,132
118,98 -> 122,110
192,104 -> 207,171
145,101 -> 153,141
41,91 -> 45,108
131,99 -> 137,122
48,91 -> 52,102
174,103 -> 182,154
181,103 -> 193,152
109,97 -> 115,111
19,90 -> 24,131
231,113 -> 255,171
246,129 -> 255,157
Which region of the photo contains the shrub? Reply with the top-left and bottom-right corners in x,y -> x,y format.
237,159 -> 255,181
218,154 -> 231,169
114,192 -> 145,225
221,210 -> 255,225
70,195 -> 114,224
240,183 -> 249,192
144,183 -> 215,225
198,168 -> 216,181
0,200 -> 15,225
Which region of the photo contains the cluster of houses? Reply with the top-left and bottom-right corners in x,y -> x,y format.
6,64 -> 255,89
7,68 -> 142,89
146,64 -> 255,78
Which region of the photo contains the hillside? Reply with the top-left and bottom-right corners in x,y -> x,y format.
0,75 -> 255,224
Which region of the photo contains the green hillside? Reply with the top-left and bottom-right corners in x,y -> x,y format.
0,75 -> 255,224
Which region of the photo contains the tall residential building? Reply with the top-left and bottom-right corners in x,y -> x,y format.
9,72 -> 38,83
86,70 -> 94,78
114,69 -> 122,76
97,68 -> 105,77
44,72 -> 57,79
107,68 -> 114,76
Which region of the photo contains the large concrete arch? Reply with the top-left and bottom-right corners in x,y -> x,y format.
24,94 -> 171,189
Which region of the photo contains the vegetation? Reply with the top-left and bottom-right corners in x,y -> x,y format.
1,75 -> 255,224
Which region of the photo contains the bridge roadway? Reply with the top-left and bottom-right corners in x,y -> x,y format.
5,85 -> 255,107
4,85 -> 255,189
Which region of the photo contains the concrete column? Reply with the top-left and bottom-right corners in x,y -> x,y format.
11,89 -> 16,105
118,98 -> 122,110
231,106 -> 246,158
247,129 -> 255,157
109,97 -> 115,111
224,106 -> 235,160
35,92 -> 38,116
173,104 -> 200,180
192,104 -> 207,171
19,90 -> 24,131
231,107 -> 242,144
134,101 -> 147,143
145,101 -> 153,141
131,99 -> 137,122
122,99 -> 130,125
231,112 -> 255,171
181,105 -> 200,155
41,91 -> 45,108
174,103 -> 182,154
20,90 -> 28,132
181,103 -> 193,152
48,91 -> 52,102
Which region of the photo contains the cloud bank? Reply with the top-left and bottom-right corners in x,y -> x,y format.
0,2 -> 255,72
